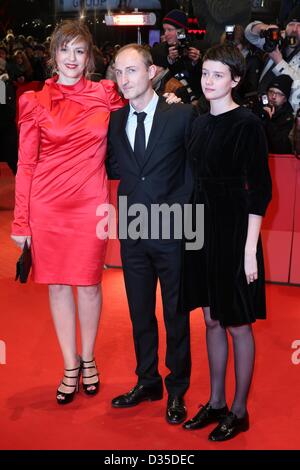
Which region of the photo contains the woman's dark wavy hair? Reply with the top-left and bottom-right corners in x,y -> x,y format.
203,44 -> 246,82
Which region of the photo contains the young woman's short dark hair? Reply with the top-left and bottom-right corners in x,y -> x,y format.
203,44 -> 246,81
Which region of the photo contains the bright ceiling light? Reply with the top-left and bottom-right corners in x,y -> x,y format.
105,13 -> 156,27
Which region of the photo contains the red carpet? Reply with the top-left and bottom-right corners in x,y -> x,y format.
1,163 -> 300,450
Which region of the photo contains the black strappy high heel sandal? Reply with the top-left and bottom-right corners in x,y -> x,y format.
81,358 -> 100,395
56,364 -> 82,405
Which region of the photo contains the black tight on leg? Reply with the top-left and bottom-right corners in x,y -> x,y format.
203,307 -> 228,408
228,324 -> 255,418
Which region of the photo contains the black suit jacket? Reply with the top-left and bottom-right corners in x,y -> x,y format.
106,97 -> 195,213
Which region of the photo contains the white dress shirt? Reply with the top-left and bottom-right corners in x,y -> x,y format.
126,91 -> 159,150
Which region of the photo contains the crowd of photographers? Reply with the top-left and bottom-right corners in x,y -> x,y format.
152,7 -> 300,156
2,5 -> 300,173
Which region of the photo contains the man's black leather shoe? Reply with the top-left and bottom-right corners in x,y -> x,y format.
111,384 -> 163,408
183,402 -> 228,430
208,411 -> 249,441
166,396 -> 187,425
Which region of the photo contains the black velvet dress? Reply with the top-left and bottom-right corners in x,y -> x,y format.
184,106 -> 272,327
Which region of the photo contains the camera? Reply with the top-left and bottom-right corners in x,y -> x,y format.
286,35 -> 297,47
258,93 -> 273,121
260,27 -> 283,52
261,94 -> 269,106
176,29 -> 190,55
225,25 -> 235,42
243,93 -> 271,120
243,92 -> 265,110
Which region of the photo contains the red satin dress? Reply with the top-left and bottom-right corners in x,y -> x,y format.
12,76 -> 123,285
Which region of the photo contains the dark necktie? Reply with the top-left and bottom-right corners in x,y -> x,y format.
134,111 -> 147,162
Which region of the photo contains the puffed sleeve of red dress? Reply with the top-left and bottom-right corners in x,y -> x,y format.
102,80 -> 125,180
100,79 -> 125,111
12,91 -> 40,236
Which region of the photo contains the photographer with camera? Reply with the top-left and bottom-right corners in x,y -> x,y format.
261,75 -> 294,153
245,5 -> 300,113
150,46 -> 192,103
222,25 -> 264,99
152,9 -> 202,101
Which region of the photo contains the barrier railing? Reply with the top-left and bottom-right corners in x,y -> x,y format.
105,154 -> 300,285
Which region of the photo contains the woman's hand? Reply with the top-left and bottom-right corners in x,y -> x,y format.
11,235 -> 31,249
244,215 -> 262,284
244,249 -> 258,284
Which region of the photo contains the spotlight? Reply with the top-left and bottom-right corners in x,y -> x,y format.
105,12 -> 156,27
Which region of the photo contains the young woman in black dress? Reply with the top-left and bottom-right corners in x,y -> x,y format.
183,44 -> 272,441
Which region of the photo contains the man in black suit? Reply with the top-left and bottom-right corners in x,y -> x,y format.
106,44 -> 195,425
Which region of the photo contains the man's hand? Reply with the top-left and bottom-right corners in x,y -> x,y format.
11,235 -> 31,249
265,23 -> 279,31
168,45 -> 179,62
263,105 -> 275,119
252,23 -> 278,34
269,45 -> 283,64
188,47 -> 201,63
163,92 -> 181,104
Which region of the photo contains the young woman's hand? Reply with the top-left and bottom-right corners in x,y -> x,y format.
244,249 -> 258,284
11,235 -> 31,249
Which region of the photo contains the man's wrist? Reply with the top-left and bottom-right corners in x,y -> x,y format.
273,59 -> 287,74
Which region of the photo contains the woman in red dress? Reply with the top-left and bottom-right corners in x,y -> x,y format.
11,20 -> 123,404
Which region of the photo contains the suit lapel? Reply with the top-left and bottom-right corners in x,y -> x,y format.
116,105 -> 141,168
117,97 -> 170,170
142,97 -> 170,169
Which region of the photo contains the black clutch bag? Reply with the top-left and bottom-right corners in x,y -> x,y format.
15,240 -> 32,283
